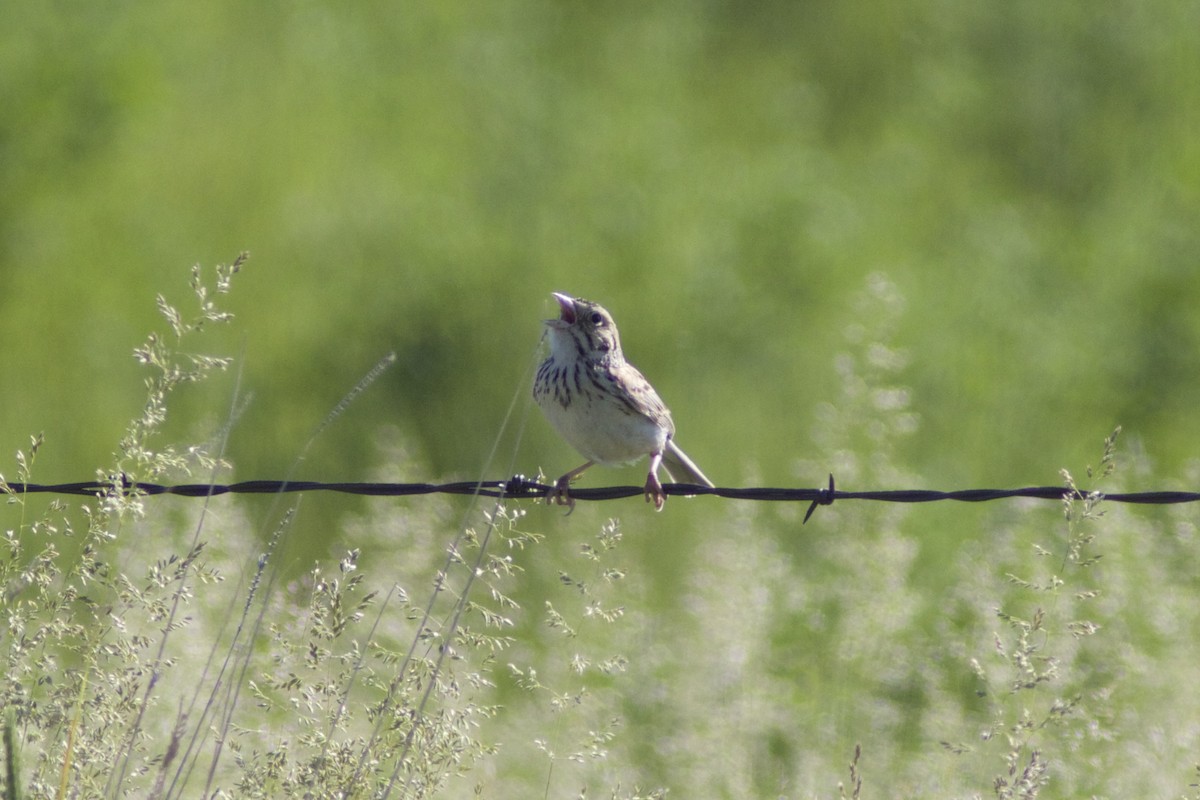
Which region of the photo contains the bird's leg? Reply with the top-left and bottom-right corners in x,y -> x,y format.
644,451 -> 666,511
547,460 -> 594,514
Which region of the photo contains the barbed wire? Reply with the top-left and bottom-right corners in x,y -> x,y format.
6,475 -> 1198,523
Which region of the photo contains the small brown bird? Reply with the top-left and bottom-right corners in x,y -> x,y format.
533,292 -> 713,511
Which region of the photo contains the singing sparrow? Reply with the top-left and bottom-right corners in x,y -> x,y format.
533,292 -> 713,511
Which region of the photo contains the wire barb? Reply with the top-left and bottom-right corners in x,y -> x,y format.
804,473 -> 836,524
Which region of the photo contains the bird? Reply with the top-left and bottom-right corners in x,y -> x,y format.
533,292 -> 714,512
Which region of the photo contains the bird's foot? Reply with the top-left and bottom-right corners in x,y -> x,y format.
546,475 -> 577,515
644,473 -> 666,512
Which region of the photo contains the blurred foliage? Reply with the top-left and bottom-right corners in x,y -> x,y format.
3,5 -> 1200,792
3,1 -> 1198,489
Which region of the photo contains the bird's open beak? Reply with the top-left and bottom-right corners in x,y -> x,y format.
551,292 -> 576,325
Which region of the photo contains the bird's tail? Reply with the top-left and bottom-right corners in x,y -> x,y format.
661,440 -> 715,488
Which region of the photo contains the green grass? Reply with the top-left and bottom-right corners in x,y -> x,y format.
5,7 -> 1200,795
2,263 -> 1198,798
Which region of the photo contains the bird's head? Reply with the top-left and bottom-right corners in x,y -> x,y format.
545,292 -> 623,361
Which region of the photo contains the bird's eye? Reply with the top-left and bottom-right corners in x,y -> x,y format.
590,312 -> 605,326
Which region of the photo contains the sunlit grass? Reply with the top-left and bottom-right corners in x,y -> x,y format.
2,265 -> 1198,798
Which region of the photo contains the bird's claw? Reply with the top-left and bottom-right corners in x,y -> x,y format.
644,474 -> 665,512
546,476 -> 577,515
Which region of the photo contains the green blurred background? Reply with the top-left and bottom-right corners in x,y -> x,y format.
5,2 -> 1200,796
2,3 -> 1198,510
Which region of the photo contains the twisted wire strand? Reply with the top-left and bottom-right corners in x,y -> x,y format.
8,476 -> 1198,524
